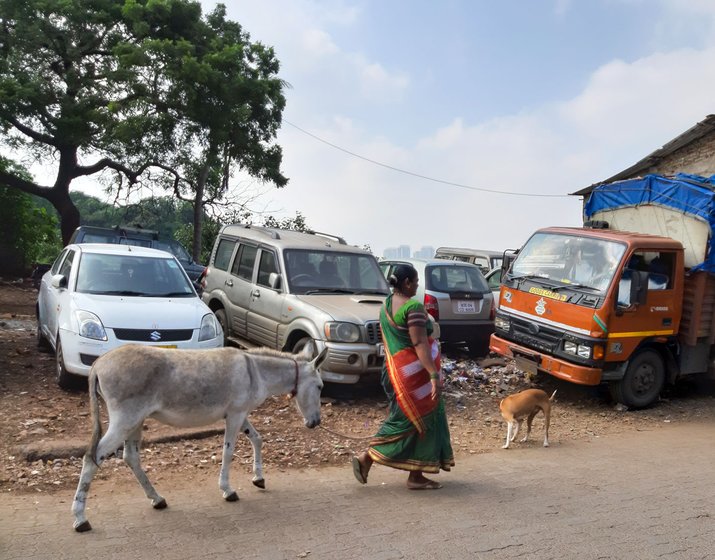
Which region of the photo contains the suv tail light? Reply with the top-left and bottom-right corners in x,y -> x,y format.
200,267 -> 209,290
424,294 -> 439,322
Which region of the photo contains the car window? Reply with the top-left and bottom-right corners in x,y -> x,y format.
82,233 -> 117,243
58,249 -> 75,281
257,249 -> 279,288
214,239 -> 236,271
50,249 -> 69,275
231,244 -> 258,281
426,265 -> 488,293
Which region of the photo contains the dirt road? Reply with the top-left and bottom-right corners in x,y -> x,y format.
3,420 -> 713,559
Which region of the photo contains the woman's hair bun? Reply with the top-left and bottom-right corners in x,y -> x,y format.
388,273 -> 398,287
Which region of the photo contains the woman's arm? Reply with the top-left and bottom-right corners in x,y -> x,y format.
409,324 -> 441,400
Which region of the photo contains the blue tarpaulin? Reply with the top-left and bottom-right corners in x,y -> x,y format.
584,173 -> 715,272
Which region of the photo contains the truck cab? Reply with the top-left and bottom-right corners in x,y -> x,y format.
490,226 -> 684,408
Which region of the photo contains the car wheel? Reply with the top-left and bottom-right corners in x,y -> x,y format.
609,349 -> 665,408
56,337 -> 78,391
214,308 -> 230,346
292,336 -> 317,358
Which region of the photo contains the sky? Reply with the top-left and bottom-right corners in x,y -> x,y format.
84,1 -> 715,257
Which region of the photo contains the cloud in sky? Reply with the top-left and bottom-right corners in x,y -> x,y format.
60,1 -> 715,257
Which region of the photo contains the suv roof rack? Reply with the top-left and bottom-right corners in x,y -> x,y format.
228,223 -> 281,239
305,230 -> 347,245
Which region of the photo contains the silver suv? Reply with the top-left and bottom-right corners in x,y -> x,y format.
202,224 -> 390,385
379,257 -> 494,357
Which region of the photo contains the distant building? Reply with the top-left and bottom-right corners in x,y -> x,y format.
413,246 -> 435,259
383,245 -> 412,259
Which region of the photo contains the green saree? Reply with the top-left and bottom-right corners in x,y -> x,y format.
367,294 -> 455,473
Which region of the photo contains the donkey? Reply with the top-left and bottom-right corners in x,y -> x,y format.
71,342 -> 326,532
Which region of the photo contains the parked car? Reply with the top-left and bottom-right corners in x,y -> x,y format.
485,267 -> 503,308
68,225 -> 206,288
434,247 -> 503,274
379,257 -> 494,357
201,224 -> 390,386
36,243 -> 223,389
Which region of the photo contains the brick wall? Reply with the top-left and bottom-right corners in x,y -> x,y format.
638,133 -> 715,177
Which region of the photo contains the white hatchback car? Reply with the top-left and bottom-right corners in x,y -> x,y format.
37,243 -> 223,389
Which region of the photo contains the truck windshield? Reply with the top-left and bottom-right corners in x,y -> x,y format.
510,233 -> 626,293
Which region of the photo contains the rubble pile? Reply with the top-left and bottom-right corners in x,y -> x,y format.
440,354 -> 534,398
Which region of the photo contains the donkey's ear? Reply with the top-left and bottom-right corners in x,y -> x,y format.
311,346 -> 328,369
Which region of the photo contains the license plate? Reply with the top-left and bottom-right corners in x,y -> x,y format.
376,343 -> 385,356
514,355 -> 538,376
456,301 -> 476,313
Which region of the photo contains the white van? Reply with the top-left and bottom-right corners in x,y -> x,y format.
434,247 -> 503,274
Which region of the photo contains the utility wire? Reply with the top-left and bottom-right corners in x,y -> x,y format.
284,120 -> 571,198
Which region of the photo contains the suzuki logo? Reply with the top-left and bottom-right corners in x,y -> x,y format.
150,331 -> 162,341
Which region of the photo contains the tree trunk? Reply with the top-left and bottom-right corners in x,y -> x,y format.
192,163 -> 210,262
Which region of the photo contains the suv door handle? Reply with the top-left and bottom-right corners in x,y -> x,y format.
251,290 -> 260,298
225,279 -> 233,287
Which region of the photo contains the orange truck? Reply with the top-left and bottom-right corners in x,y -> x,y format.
489,173 -> 715,408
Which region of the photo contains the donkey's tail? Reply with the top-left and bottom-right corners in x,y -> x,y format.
87,368 -> 103,465
549,389 -> 558,401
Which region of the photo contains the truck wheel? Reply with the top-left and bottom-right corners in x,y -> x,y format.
56,337 -> 78,391
609,349 -> 665,408
214,308 -> 230,346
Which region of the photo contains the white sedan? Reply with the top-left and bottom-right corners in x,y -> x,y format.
37,243 -> 223,389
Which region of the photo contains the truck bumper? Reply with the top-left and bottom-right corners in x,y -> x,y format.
489,334 -> 603,386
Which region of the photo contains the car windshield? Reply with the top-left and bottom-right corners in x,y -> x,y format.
510,232 -> 626,293
75,253 -> 195,297
425,265 -> 489,294
285,249 -> 389,295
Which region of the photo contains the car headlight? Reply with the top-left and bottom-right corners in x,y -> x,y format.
75,310 -> 107,341
495,315 -> 510,331
199,313 -> 221,341
324,322 -> 361,343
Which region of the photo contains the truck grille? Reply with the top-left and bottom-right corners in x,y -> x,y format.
508,316 -> 562,354
365,321 -> 382,345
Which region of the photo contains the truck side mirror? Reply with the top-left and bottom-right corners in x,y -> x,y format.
502,249 -> 519,276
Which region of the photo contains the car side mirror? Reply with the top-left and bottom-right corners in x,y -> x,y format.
268,272 -> 282,290
51,274 -> 67,289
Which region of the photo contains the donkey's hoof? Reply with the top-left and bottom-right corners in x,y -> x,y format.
252,478 -> 265,489
224,491 -> 239,502
152,498 -> 167,510
74,520 -> 92,533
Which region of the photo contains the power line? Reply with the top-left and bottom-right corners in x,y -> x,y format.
284,120 -> 571,198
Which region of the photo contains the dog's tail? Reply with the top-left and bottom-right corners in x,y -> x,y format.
549,389 -> 557,401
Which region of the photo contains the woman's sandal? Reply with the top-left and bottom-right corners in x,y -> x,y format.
407,479 -> 442,490
351,456 -> 368,484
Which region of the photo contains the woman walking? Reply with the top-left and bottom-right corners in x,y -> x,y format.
352,263 -> 454,489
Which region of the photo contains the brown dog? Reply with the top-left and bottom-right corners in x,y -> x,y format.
499,389 -> 557,449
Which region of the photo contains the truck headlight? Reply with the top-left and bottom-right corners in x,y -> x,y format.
564,340 -> 591,359
76,310 -> 107,341
199,313 -> 221,341
495,315 -> 510,331
324,322 -> 361,343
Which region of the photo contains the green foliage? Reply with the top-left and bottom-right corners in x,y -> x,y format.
0,186 -> 62,269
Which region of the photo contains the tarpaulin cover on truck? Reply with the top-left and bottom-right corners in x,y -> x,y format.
584,173 -> 715,272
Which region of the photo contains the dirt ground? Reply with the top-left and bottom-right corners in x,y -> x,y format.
2,279 -> 715,497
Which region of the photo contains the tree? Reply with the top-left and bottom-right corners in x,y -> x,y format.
0,0 -> 287,250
